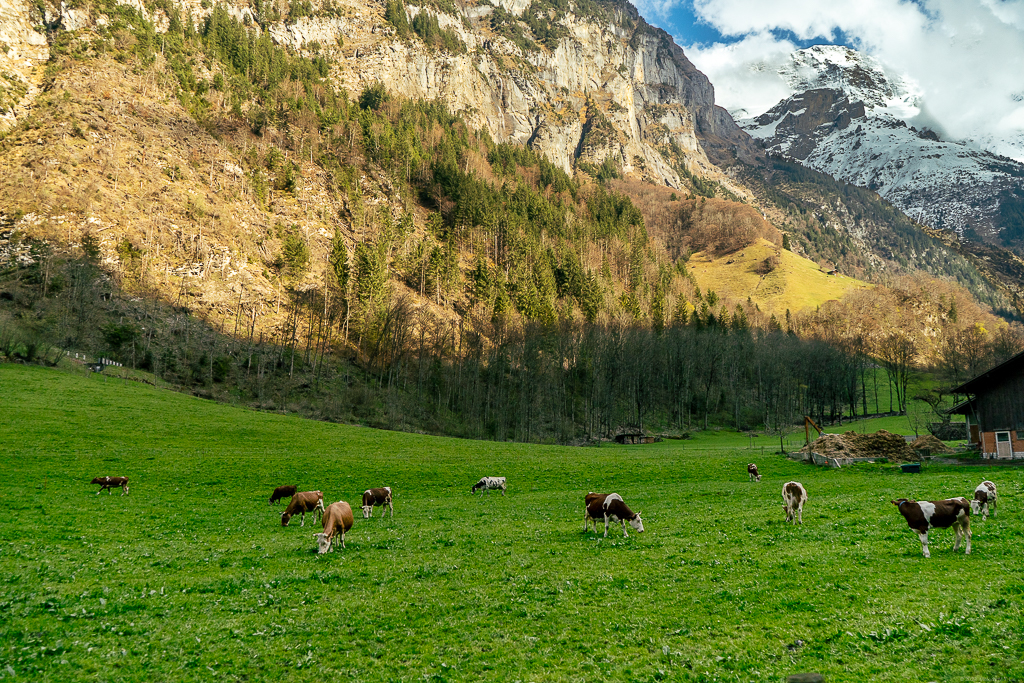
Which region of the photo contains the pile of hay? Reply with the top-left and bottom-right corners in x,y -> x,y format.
909,434 -> 954,455
800,430 -> 919,463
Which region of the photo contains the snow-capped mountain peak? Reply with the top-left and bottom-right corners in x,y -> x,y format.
736,45 -> 1024,245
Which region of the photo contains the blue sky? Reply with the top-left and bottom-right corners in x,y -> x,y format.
629,0 -> 1024,159
643,0 -> 856,49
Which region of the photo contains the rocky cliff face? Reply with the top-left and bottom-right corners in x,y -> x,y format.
0,0 -> 48,129
0,0 -> 761,190
331,0 -> 762,190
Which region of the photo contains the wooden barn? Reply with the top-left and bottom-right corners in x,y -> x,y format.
614,432 -> 659,444
949,351 -> 1024,459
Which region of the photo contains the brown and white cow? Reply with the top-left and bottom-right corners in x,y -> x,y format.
314,501 -> 355,553
269,485 -> 297,505
971,481 -> 997,521
747,463 -> 761,482
892,497 -> 971,558
584,492 -> 644,538
361,487 -> 393,518
782,481 -> 807,524
281,490 -> 325,527
91,476 -> 129,496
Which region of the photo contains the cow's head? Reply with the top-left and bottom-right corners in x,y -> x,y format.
362,505 -> 373,518
281,512 -> 291,526
314,532 -> 332,554
91,477 -> 106,485
630,512 -> 645,533
970,498 -> 983,515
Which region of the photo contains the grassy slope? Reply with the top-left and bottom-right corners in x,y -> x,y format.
2,364 -> 1022,682
689,238 -> 870,314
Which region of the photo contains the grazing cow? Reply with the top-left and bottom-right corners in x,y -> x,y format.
584,492 -> 645,538
782,481 -> 807,524
269,485 -> 297,505
971,481 -> 997,520
281,490 -> 325,527
747,463 -> 761,482
892,497 -> 971,558
315,501 -> 355,553
471,476 -> 506,495
361,487 -> 393,518
91,476 -> 129,496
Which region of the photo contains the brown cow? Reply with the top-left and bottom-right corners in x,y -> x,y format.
281,491 -> 325,527
892,497 -> 971,558
269,485 -> 297,505
315,501 -> 355,553
361,487 -> 393,518
782,481 -> 807,524
91,476 -> 129,496
584,492 -> 644,538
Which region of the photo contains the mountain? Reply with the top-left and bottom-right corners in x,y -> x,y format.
737,45 -> 1024,249
0,0 -> 1016,329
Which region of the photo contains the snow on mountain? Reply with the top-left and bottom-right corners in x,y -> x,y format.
737,46 -> 1024,240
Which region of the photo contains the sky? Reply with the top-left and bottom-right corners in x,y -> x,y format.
631,0 -> 1024,160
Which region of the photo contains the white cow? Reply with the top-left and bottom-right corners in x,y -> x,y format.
971,481 -> 997,520
471,477 -> 506,495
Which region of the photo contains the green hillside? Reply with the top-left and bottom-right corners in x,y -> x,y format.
689,238 -> 871,315
2,364 -> 1022,682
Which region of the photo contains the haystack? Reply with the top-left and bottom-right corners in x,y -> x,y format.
800,430 -> 919,463
909,434 -> 954,455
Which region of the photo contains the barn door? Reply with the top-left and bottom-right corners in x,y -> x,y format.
996,431 -> 1012,458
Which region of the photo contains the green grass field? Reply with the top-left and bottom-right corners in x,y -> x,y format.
2,365 -> 1022,682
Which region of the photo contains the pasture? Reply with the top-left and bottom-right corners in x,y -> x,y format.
1,364 -> 1022,682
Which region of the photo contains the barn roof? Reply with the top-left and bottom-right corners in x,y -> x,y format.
947,397 -> 976,416
950,349 -> 1024,396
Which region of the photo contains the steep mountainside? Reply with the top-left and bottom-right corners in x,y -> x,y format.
1,0 -> 762,191
0,0 -> 1017,333
738,46 -> 1024,248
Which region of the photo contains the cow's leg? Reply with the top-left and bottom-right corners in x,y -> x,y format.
339,528 -> 346,549
918,530 -> 930,558
621,519 -> 629,538
798,505 -> 803,524
300,511 -> 305,527
603,516 -> 610,538
952,525 -> 962,552
963,518 -> 972,554
96,488 -> 102,495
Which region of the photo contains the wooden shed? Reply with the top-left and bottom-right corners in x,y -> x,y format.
949,351 -> 1024,459
614,433 -> 659,444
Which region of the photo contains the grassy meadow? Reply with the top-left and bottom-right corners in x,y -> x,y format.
688,239 -> 871,316
1,364 -> 1022,682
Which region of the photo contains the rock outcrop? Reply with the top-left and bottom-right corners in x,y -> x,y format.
0,0 -> 49,130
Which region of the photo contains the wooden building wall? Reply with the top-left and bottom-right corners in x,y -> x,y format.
975,373 -> 1024,433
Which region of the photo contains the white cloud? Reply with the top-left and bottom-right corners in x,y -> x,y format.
679,0 -> 1024,159
683,34 -> 799,118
